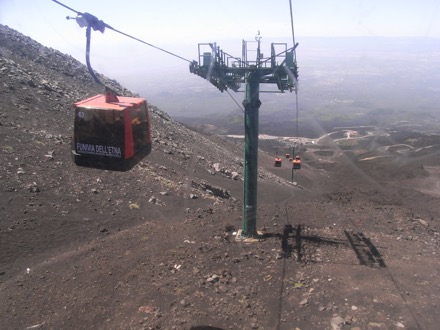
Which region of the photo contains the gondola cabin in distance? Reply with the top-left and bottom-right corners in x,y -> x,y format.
72,94 -> 152,171
292,155 -> 301,170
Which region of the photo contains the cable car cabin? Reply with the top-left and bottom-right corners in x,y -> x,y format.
72,94 -> 152,171
292,155 -> 301,170
274,157 -> 282,167
285,153 -> 290,158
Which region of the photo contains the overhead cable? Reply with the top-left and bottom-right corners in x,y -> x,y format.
288,0 -> 300,139
52,0 -> 193,64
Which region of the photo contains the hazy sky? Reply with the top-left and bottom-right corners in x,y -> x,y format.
1,0 -> 439,58
1,0 -> 439,114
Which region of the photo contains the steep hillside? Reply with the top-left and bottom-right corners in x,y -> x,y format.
0,24 -> 299,328
1,25 -> 439,330
0,22 -> 303,272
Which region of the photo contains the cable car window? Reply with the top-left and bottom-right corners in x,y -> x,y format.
74,108 -> 124,158
130,104 -> 149,154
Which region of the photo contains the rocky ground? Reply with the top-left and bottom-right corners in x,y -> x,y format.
0,25 -> 439,329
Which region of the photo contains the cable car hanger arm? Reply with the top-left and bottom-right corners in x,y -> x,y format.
67,11 -> 119,102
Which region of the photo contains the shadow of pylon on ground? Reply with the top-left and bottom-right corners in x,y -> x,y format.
264,224 -> 348,261
283,224 -> 303,261
344,230 -> 387,268
263,225 -> 385,268
263,224 -> 301,260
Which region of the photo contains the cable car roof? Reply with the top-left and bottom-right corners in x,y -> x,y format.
74,94 -> 146,111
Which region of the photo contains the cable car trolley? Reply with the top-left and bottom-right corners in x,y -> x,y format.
72,94 -> 151,171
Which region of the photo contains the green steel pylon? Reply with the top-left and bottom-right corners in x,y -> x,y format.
242,70 -> 261,237
190,37 -> 298,239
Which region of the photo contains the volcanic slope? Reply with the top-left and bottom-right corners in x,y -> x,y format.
1,25 -> 439,330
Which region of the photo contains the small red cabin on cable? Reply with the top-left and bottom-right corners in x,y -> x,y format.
292,155 -> 301,170
72,94 -> 152,171
274,157 -> 282,167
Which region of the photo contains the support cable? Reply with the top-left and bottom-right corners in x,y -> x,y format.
52,0 -> 79,15
289,0 -> 297,58
104,25 -> 193,64
295,90 -> 299,140
226,89 -> 244,113
289,0 -> 300,140
52,0 -> 193,64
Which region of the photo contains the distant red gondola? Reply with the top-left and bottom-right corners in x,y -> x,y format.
274,157 -> 282,167
292,155 -> 301,170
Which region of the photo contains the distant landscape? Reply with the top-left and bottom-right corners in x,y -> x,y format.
125,37 -> 440,138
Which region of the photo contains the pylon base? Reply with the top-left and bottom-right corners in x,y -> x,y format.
235,229 -> 265,242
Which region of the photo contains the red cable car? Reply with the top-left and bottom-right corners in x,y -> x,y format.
274,157 -> 282,167
72,94 -> 152,171
292,155 -> 301,170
